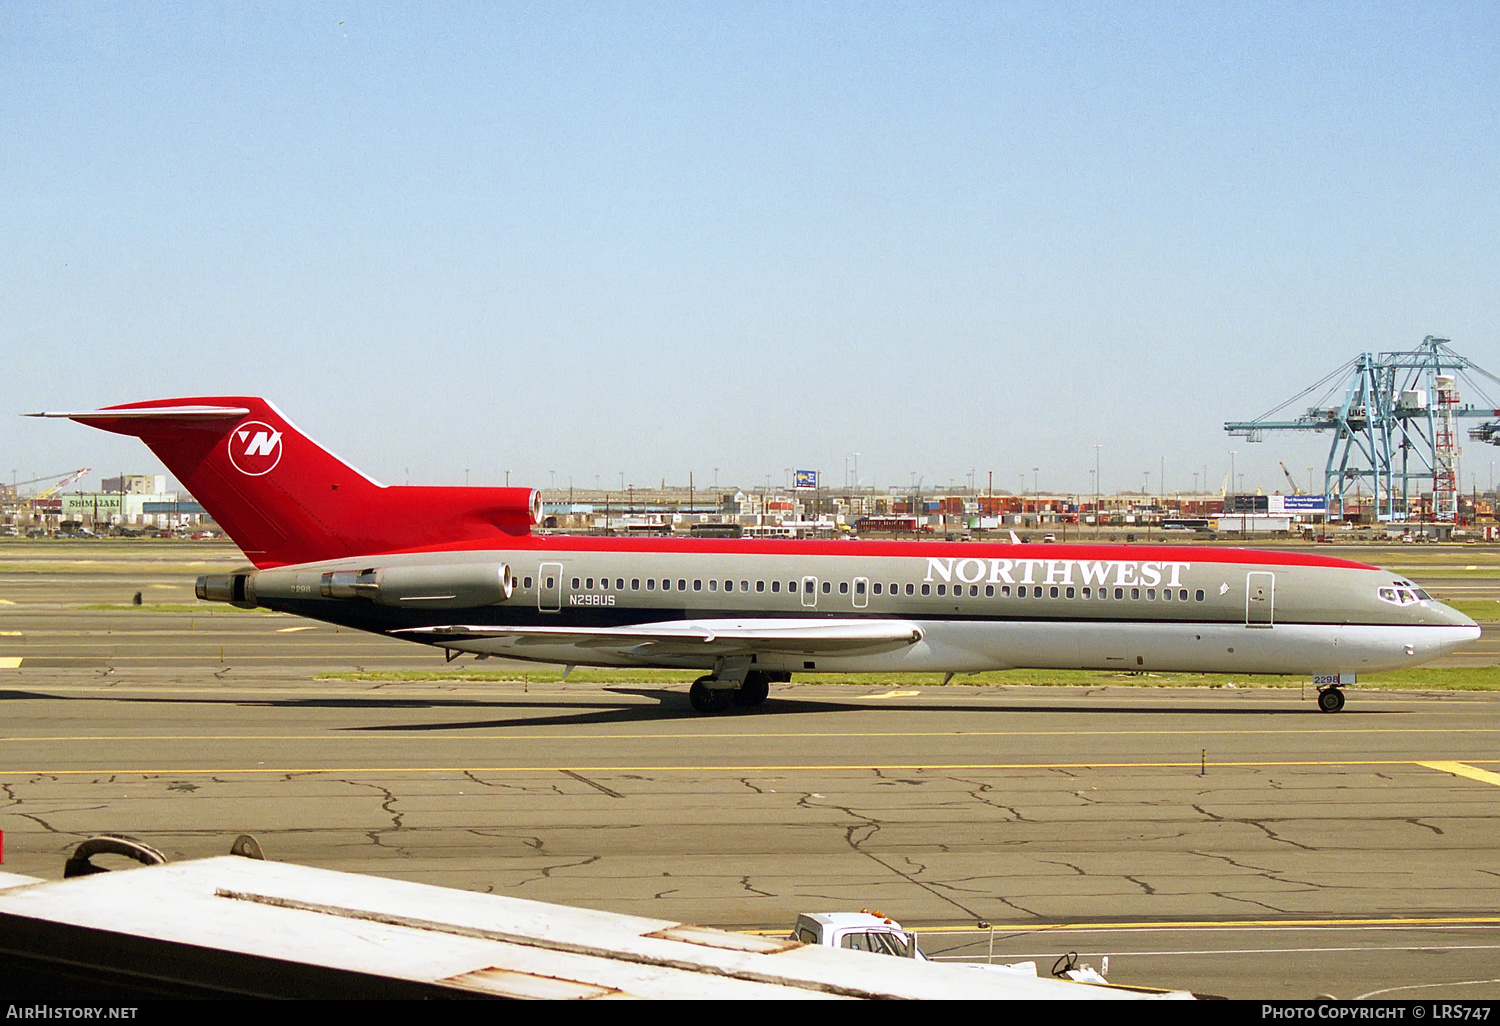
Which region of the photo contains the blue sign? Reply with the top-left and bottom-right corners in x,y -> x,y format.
1282,495 -> 1328,512
794,470 -> 818,490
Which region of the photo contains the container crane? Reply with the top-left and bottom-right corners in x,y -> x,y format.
1226,337 -> 1500,522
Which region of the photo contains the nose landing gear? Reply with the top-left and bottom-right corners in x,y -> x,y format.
1317,687 -> 1346,713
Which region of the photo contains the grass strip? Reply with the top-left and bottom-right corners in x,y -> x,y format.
71,603 -> 275,614
1446,600 -> 1500,620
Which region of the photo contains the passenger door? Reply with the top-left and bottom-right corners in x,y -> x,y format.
1246,571 -> 1274,627
538,562 -> 563,613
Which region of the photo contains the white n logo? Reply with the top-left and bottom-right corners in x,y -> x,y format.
227,420 -> 284,476
244,430 -> 281,457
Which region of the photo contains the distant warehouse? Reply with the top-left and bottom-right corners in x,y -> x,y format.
855,515 -> 922,534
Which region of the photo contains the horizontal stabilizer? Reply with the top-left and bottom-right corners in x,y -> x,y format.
27,406 -> 250,420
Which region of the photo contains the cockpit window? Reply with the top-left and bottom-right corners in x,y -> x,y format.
1378,585 -> 1426,606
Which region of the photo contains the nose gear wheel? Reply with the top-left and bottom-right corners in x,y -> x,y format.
1317,687 -> 1345,713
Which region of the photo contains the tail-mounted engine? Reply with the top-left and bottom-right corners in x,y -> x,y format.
197,562 -> 514,611
318,563 -> 514,608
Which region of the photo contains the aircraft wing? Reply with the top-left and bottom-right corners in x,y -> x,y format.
394,618 -> 924,658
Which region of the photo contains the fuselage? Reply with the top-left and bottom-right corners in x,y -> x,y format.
49,395 -> 1483,713
220,537 -> 1480,677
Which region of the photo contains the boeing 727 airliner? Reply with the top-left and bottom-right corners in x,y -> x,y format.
33,397 -> 1480,713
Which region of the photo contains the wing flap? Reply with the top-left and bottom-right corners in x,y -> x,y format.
396,619 -> 924,657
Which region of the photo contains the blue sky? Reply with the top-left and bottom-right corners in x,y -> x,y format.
4,2 -> 1498,497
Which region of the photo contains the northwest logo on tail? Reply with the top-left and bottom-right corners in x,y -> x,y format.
228,421 -> 283,476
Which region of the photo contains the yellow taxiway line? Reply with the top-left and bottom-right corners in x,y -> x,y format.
0,758 -> 1496,776
2,726 -> 1499,743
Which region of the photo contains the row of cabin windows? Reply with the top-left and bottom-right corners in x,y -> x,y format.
568,576 -> 821,593
922,583 -> 1206,602
550,574 -> 1207,603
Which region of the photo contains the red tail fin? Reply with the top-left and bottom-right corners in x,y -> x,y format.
38,397 -> 538,568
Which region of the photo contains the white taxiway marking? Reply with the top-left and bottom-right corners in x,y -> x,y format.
1358,978 -> 1500,999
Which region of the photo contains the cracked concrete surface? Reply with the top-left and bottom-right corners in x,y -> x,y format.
0,670 -> 1497,997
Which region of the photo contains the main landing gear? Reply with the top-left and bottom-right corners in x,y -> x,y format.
1317,687 -> 1346,713
689,670 -> 777,713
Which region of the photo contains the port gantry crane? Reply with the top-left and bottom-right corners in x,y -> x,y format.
1226,337 -> 1500,523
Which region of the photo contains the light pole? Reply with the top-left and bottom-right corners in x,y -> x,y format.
1093,445 -> 1102,537
1229,451 -> 1237,500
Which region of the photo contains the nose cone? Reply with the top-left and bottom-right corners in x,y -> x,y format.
1420,599 -> 1482,658
1428,598 -> 1480,631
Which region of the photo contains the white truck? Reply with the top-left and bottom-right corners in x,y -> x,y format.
791,911 -> 1072,979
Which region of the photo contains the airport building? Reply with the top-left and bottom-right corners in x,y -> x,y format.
2,473 -> 214,535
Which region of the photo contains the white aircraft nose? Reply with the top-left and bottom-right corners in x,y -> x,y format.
1427,622 -> 1482,657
